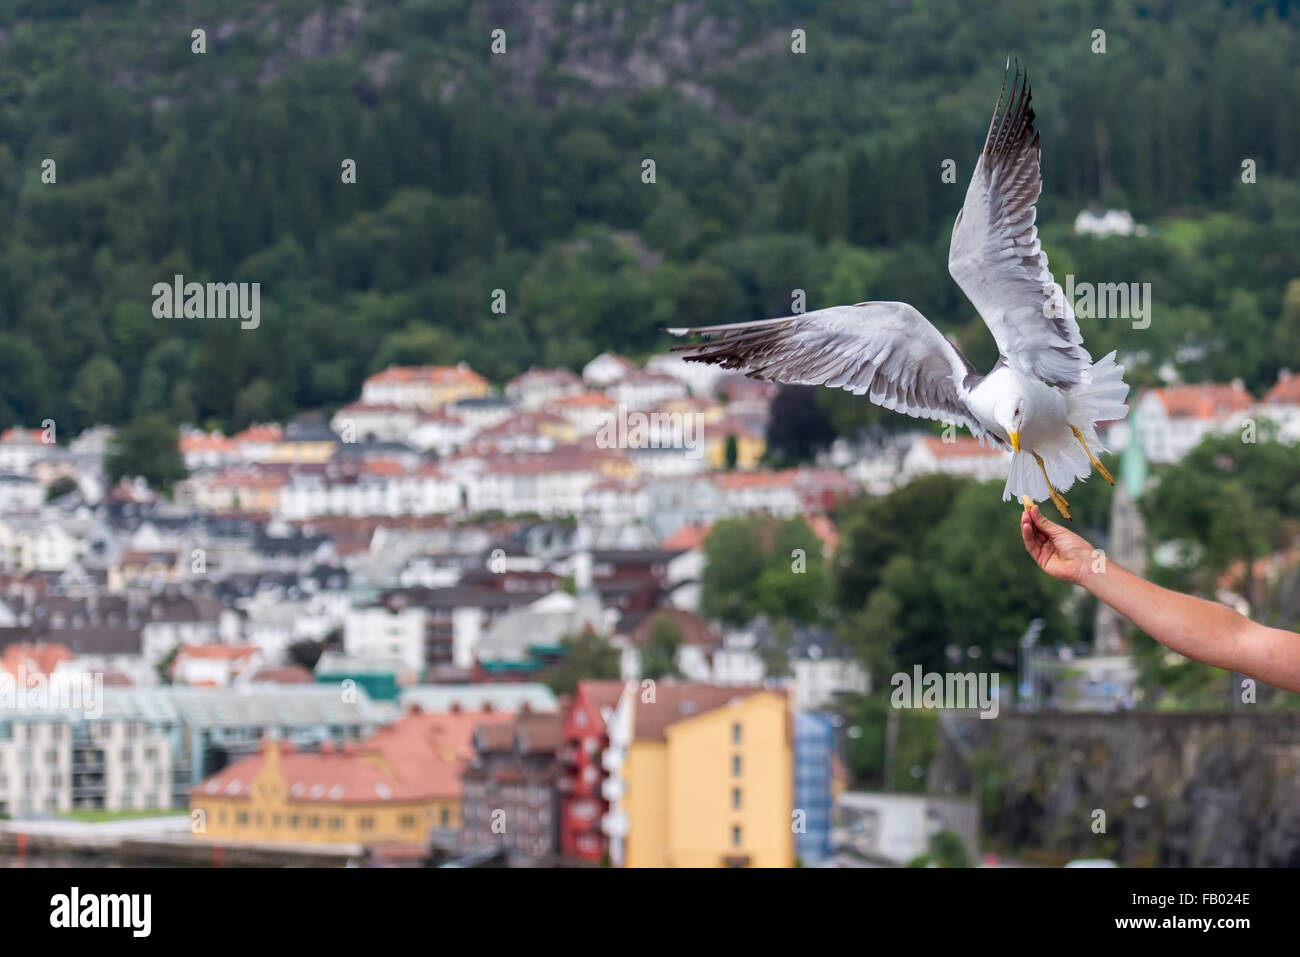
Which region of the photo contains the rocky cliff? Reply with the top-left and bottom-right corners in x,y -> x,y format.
930,711 -> 1300,867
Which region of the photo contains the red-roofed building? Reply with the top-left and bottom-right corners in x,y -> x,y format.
361,364 -> 490,412
559,680 -> 626,863
900,434 -> 1011,484
0,427 -> 48,475
582,352 -> 638,388
328,402 -> 421,444
460,708 -> 566,865
0,642 -> 76,680
178,429 -> 240,469
1258,370 -> 1300,444
546,391 -> 619,436
506,367 -> 583,409
231,423 -> 284,463
1136,381 -> 1255,463
189,707 -> 516,848
171,644 -> 263,687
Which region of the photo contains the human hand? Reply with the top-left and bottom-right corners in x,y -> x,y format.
1020,502 -> 1095,585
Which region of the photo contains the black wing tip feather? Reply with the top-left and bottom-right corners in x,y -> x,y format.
983,58 -> 1037,162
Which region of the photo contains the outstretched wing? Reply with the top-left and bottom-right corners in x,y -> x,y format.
948,62 -> 1092,387
668,301 -> 989,438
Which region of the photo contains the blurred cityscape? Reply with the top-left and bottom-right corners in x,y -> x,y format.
0,344 -> 1296,867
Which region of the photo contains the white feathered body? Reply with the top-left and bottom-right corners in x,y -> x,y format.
968,351 -> 1129,503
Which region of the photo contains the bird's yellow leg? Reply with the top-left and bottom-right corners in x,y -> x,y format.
1032,452 -> 1071,520
1071,426 -> 1113,485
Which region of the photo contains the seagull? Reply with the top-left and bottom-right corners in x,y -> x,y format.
668,62 -> 1129,519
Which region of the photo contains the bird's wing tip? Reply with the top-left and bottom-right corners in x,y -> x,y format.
664,327 -> 689,337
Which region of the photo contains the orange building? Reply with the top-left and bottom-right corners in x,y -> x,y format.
190,707 -> 514,849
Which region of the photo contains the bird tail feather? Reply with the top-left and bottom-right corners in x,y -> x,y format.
1065,350 -> 1130,451
1002,441 -> 1092,502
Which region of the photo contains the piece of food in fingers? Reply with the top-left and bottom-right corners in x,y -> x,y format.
1020,494 -> 1034,510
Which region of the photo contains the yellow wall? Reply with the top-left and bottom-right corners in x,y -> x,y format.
268,441 -> 338,465
190,748 -> 459,844
706,433 -> 765,470
624,692 -> 793,868
623,744 -> 668,867
432,381 -> 490,408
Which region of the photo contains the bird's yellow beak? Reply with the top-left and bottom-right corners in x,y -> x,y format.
1009,429 -> 1021,452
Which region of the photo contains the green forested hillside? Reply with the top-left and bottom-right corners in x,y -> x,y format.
2,0 -> 1300,434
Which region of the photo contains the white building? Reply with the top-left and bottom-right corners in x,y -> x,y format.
0,711 -> 174,816
343,605 -> 427,677
1135,382 -> 1254,464
546,392 -> 619,436
506,367 -> 584,410
329,403 -> 421,444
171,645 -> 264,687
898,434 -> 1011,485
582,352 -> 637,388
0,475 -> 45,513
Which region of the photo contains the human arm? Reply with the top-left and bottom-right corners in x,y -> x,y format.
1020,503 -> 1300,694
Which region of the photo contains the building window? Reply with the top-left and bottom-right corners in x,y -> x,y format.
309,817 -> 321,830
400,814 -> 416,829
329,817 -> 342,830
732,788 -> 741,809
732,825 -> 742,847
236,812 -> 249,826
732,755 -> 741,776
440,808 -> 450,828
360,816 -> 374,831
732,722 -> 741,744
288,816 -> 299,829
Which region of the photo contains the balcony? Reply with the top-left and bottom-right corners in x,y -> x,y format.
600,748 -> 623,772
601,809 -> 627,837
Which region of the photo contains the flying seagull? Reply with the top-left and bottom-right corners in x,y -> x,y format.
668,63 -> 1129,519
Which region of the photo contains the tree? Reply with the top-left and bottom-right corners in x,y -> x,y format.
724,433 -> 738,469
70,355 -> 125,428
701,516 -> 830,627
834,478 -> 1072,676
546,631 -> 620,696
45,476 -> 78,501
765,386 -> 836,466
104,414 -> 188,492
640,616 -> 684,681
1141,432 -> 1300,613
287,639 -> 326,671
700,519 -> 766,625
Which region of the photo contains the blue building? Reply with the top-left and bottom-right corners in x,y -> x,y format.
793,711 -> 835,865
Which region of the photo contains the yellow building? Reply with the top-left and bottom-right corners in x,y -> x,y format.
190,708 -> 513,847
267,419 -> 339,465
361,364 -> 492,412
705,419 -> 766,470
613,684 -> 794,868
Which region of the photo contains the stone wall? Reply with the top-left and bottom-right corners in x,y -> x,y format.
929,711 -> 1300,867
